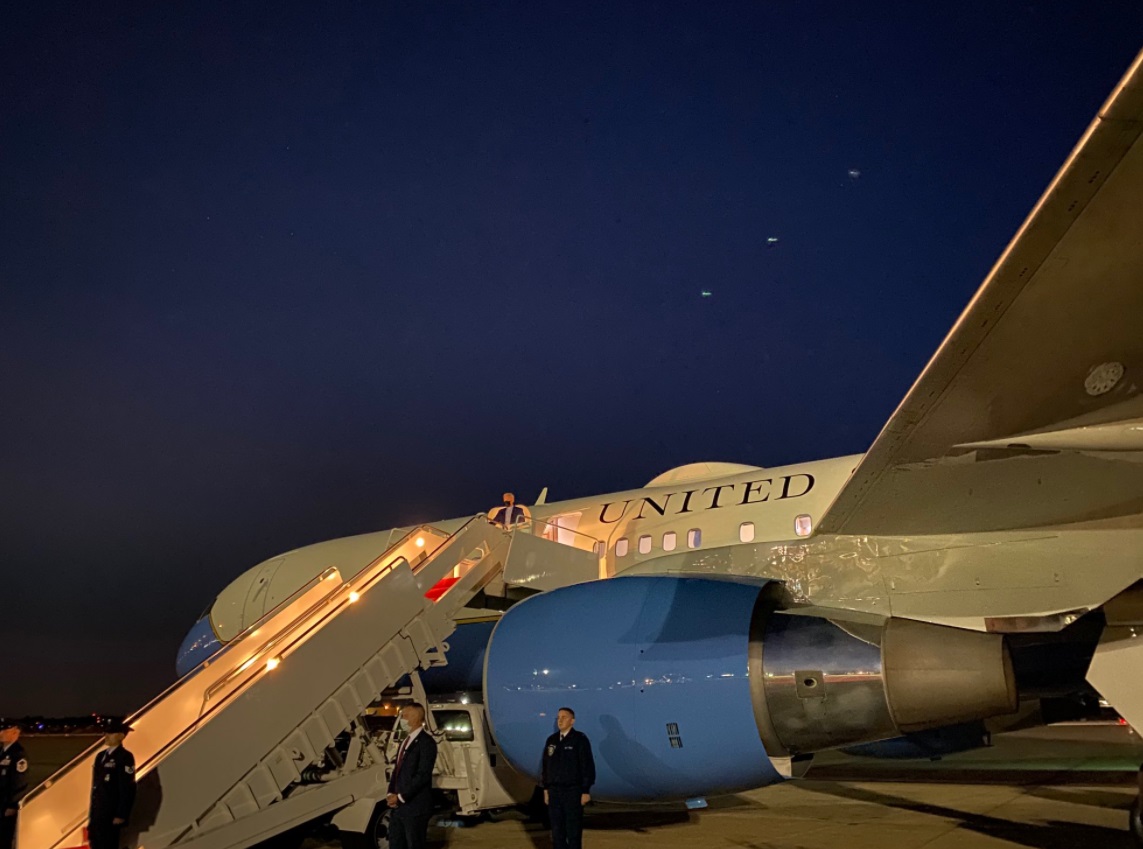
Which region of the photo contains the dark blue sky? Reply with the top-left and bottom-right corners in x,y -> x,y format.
2,3 -> 1141,715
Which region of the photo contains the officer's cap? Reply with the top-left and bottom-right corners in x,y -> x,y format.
104,719 -> 133,734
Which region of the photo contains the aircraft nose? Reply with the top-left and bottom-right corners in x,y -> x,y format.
176,615 -> 223,677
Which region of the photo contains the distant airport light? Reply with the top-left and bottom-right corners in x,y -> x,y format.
348,591 -> 360,603
415,536 -> 425,547
265,657 -> 281,671
794,514 -> 813,537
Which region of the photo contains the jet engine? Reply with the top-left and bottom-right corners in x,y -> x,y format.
484,576 -> 1016,801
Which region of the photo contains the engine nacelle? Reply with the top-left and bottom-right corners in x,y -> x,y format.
757,612 -> 1016,754
485,576 -> 780,800
484,576 -> 1016,801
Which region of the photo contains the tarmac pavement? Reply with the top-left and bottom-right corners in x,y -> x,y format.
23,724 -> 1143,848
404,779 -> 1137,849
349,724 -> 1143,849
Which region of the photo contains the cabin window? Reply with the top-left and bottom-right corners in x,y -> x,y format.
662,531 -> 677,551
739,522 -> 755,543
616,538 -> 630,557
795,514 -> 813,537
687,528 -> 702,549
638,534 -> 652,555
593,540 -> 606,558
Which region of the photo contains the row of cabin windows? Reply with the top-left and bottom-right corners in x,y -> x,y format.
612,529 -> 692,558
610,527 -> 707,558
603,515 -> 812,558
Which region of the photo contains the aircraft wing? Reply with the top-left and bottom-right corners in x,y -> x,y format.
818,50 -> 1143,537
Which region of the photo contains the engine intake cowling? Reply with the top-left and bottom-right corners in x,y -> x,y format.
485,576 -> 780,800
484,576 -> 1017,801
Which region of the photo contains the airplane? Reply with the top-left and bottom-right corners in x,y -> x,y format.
164,42 -> 1143,841
19,44 -> 1143,849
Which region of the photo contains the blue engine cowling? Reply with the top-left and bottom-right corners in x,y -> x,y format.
176,616 -> 223,677
484,576 -> 782,801
484,576 -> 1017,801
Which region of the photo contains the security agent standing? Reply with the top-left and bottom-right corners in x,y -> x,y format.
89,721 -> 136,849
385,703 -> 438,849
542,707 -> 595,849
0,724 -> 28,849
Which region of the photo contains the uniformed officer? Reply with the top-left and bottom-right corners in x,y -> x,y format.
89,721 -> 136,849
541,707 -> 595,849
385,703 -> 437,849
0,724 -> 28,849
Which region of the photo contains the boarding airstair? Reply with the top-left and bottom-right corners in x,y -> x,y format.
17,518 -> 598,849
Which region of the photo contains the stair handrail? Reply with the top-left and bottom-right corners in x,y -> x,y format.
20,521 -> 457,807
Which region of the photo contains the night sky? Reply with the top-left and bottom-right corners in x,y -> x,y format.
2,3 -> 1141,716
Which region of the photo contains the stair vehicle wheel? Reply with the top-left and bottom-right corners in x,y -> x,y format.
339,802 -> 391,849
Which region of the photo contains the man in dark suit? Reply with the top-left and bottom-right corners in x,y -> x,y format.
386,703 -> 438,849
542,707 -> 595,849
489,492 -> 530,528
89,720 -> 136,849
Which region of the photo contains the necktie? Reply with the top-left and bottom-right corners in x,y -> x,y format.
394,736 -> 410,777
